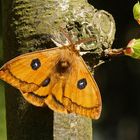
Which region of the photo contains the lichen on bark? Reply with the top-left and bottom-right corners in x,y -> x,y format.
12,0 -> 115,53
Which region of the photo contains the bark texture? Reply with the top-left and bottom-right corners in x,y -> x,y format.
2,0 -> 116,140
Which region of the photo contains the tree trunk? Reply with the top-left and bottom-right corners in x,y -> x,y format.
2,0 -> 115,139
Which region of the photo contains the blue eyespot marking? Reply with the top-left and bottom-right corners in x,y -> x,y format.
77,78 -> 87,89
30,58 -> 41,70
41,77 -> 50,87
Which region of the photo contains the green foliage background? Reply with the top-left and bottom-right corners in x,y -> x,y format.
0,76 -> 6,140
0,39 -> 7,140
0,3 -> 7,140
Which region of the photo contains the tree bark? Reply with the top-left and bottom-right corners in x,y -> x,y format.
3,0 -> 54,140
2,0 -> 115,140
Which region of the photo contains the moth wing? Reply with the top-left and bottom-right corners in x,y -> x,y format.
0,48 -> 61,93
21,77 -> 68,112
21,91 -> 46,107
21,72 -> 68,111
62,56 -> 102,119
42,53 -> 101,119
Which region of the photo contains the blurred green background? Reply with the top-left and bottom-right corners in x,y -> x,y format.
0,65 -> 7,140
0,1 -> 7,140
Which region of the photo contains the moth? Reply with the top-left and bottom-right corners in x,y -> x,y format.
0,30 -> 102,119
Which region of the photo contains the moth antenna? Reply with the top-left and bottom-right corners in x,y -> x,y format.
51,38 -> 64,47
59,27 -> 74,46
74,37 -> 96,46
59,27 -> 96,51
51,27 -> 74,48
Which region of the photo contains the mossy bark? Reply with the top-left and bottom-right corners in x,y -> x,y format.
2,0 -> 115,139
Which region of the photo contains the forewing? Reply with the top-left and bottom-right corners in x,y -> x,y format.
0,48 -> 60,93
62,56 -> 102,119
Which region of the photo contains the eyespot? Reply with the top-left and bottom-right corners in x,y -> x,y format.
77,78 -> 87,89
41,77 -> 50,87
30,58 -> 41,70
